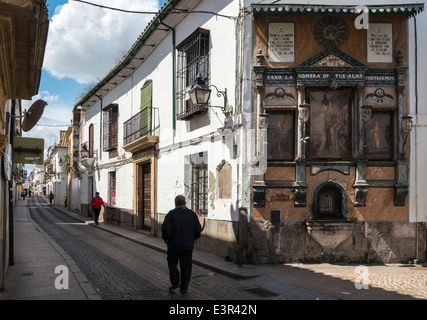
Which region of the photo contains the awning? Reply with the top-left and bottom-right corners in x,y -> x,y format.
252,3 -> 424,19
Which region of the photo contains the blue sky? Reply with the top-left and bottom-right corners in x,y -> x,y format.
23,0 -> 166,170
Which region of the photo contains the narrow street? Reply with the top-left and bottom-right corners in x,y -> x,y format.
26,196 -> 297,300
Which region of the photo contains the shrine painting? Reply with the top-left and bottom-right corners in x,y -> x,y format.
267,113 -> 294,160
309,91 -> 350,159
366,113 -> 392,159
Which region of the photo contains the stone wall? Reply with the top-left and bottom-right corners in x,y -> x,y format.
248,220 -> 426,264
155,210 -> 249,264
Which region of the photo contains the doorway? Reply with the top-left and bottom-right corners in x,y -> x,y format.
137,162 -> 151,230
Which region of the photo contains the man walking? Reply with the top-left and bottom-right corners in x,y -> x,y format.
162,195 -> 201,294
48,191 -> 54,204
90,192 -> 105,225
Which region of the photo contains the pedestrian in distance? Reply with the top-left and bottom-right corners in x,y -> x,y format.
21,190 -> 26,200
90,192 -> 105,225
49,191 -> 54,204
161,195 -> 202,294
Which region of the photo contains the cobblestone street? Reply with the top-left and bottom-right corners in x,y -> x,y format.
3,197 -> 426,303
258,263 -> 427,300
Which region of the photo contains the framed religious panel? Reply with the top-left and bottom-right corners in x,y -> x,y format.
365,112 -> 393,160
267,112 -> 295,161
308,89 -> 351,160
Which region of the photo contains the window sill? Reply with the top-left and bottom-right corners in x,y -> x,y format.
177,104 -> 209,120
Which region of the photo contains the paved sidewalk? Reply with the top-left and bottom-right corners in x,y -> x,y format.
2,198 -> 426,300
0,199 -> 99,300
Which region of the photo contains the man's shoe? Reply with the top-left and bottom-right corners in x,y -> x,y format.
169,285 -> 179,292
180,288 -> 187,294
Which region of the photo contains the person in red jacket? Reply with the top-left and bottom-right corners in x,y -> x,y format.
90,192 -> 105,225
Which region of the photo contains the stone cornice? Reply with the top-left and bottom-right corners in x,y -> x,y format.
122,135 -> 159,154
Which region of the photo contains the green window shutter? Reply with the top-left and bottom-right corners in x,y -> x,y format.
141,80 -> 152,110
140,80 -> 152,135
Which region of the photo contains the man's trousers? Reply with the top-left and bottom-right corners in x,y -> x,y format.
166,249 -> 193,291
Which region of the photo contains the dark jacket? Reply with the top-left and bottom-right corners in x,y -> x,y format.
161,206 -> 202,251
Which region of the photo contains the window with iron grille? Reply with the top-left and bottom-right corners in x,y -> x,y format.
103,104 -> 118,151
191,153 -> 208,215
318,184 -> 342,218
109,171 -> 116,206
176,28 -> 210,120
89,124 -> 94,158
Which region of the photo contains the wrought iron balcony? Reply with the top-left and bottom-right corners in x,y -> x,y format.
123,107 -> 158,146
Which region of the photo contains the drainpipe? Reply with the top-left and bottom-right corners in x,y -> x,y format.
413,16 -> 419,262
94,94 -> 103,161
160,21 -> 176,143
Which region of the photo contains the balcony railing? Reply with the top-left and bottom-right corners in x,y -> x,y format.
123,107 -> 158,146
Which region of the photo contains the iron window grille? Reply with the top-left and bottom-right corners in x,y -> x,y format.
176,28 -> 210,120
89,124 -> 94,158
103,104 -> 118,151
318,184 -> 342,219
191,158 -> 208,215
109,171 -> 116,206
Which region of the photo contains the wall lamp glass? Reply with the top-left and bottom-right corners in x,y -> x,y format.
299,103 -> 310,123
401,115 -> 413,135
259,113 -> 270,130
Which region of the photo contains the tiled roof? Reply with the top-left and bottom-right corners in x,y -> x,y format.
57,130 -> 68,148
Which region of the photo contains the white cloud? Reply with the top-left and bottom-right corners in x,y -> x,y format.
44,0 -> 160,84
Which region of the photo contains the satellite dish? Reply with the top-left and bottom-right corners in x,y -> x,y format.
21,99 -> 47,132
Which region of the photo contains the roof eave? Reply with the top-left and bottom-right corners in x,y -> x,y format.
252,3 -> 425,18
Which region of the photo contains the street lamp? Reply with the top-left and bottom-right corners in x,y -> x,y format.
299,103 -> 310,123
189,74 -> 211,107
401,115 -> 413,156
402,115 -> 413,135
189,73 -> 232,118
259,113 -> 270,130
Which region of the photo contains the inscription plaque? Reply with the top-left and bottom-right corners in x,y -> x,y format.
268,23 -> 295,62
367,23 -> 393,63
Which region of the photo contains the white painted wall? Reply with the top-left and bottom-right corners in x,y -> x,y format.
70,177 -> 80,212
408,9 -> 427,223
155,0 -> 242,221
80,0 -> 243,222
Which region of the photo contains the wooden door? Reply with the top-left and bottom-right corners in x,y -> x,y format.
142,163 -> 151,230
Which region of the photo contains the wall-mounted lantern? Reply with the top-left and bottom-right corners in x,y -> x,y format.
258,113 -> 270,130
189,73 -> 233,119
401,115 -> 413,135
299,103 -> 310,123
401,115 -> 413,155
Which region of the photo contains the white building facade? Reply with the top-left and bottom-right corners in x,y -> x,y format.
73,0 -> 427,263
46,131 -> 69,206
